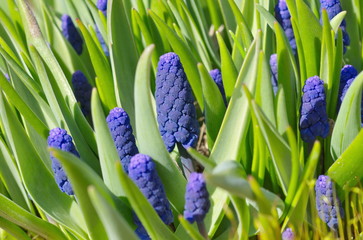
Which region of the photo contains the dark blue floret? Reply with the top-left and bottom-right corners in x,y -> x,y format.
95,26 -> 109,57
128,154 -> 174,225
209,69 -> 227,106
315,175 -> 343,230
275,0 -> 296,54
320,0 -> 350,52
155,52 -> 199,152
184,173 -> 210,223
47,128 -> 79,195
106,107 -> 138,173
61,15 -> 83,55
282,228 -> 294,240
97,0 -> 107,16
269,54 -> 278,94
72,70 -> 92,116
299,76 -> 330,142
338,65 -> 358,108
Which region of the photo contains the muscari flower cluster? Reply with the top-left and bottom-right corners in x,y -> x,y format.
97,0 -> 108,16
299,76 -> 330,142
282,228 -> 294,240
275,0 -> 296,54
96,0 -> 109,56
320,0 -> 350,52
315,175 -> 343,230
269,54 -> 278,94
72,70 -> 92,116
61,15 -> 83,55
47,128 -> 79,195
209,69 -> 227,106
155,52 -> 199,152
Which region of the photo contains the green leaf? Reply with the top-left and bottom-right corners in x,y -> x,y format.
134,44 -> 186,213
178,216 -> 204,240
330,11 -> 347,33
88,186 -> 138,240
0,216 -> 31,240
331,72 -> 363,159
0,194 -> 67,240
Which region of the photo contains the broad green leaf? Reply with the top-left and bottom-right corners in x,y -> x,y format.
0,194 -> 67,240
116,162 -> 181,240
331,72 -> 363,159
218,0 -> 235,45
330,11 -> 347,33
0,216 -> 31,240
134,45 -> 186,213
88,187 -> 138,240
178,216 -> 204,240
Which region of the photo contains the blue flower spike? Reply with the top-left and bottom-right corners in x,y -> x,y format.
299,76 -> 330,142
282,228 -> 295,240
320,0 -> 350,52
275,0 -> 296,54
97,0 -> 108,16
72,71 -> 92,116
61,15 -> 83,55
106,107 -> 138,174
128,154 -> 174,239
209,69 -> 227,106
269,54 -> 278,94
155,52 -> 200,153
338,65 -> 358,107
315,175 -> 344,230
96,26 -> 109,56
47,128 -> 79,195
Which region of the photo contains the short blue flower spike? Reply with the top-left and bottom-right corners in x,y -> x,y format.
106,107 -> 138,173
275,0 -> 296,54
72,71 -> 92,116
282,228 -> 295,240
95,26 -> 109,56
155,52 -> 199,152
269,54 -> 278,94
209,69 -> 227,106
61,15 -> 83,55
47,128 -> 79,195
97,0 -> 107,16
338,65 -> 358,107
299,76 -> 330,142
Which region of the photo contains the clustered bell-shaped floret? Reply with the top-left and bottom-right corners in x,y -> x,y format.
47,128 -> 79,195
155,52 -> 199,152
315,175 -> 343,230
269,54 -> 278,94
97,0 -> 108,16
275,0 -> 296,54
209,69 -> 227,106
95,26 -> 109,57
299,76 -> 330,142
184,173 -> 210,223
61,15 -> 83,55
72,71 -> 92,116
338,65 -> 358,107
106,107 -> 138,173
282,228 -> 295,240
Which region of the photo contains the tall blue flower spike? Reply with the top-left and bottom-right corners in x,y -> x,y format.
299,76 -> 330,142
155,52 -> 199,152
269,54 -> 278,94
106,107 -> 138,173
209,69 -> 227,106
129,154 -> 173,239
320,0 -> 350,52
282,228 -> 295,240
61,15 -> 83,55
315,175 -> 344,230
275,0 -> 296,54
72,70 -> 92,116
97,0 -> 108,16
47,128 -> 79,195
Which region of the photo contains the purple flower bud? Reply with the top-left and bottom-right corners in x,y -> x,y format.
95,26 -> 109,57
184,173 -> 210,223
269,54 -> 278,94
61,15 -> 83,55
299,76 -> 330,142
282,228 -> 294,240
128,154 -> 173,225
209,69 -> 227,106
47,128 -> 79,195
97,0 -> 107,16
106,107 -> 138,174
155,52 -> 199,152
315,175 -> 343,230
72,71 -> 92,116
275,0 -> 296,54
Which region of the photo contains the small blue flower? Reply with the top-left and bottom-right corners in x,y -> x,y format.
72,70 -> 92,116
275,0 -> 296,54
95,26 -> 109,57
106,107 -> 138,174
338,65 -> 358,106
97,0 -> 108,16
61,15 -> 83,55
47,128 -> 79,195
209,69 -> 227,106
269,54 -> 278,94
299,76 -> 330,142
155,52 -> 199,152
282,228 -> 295,240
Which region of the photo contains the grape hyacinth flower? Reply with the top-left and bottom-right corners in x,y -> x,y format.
320,0 -> 350,52
129,153 -> 173,238
209,69 -> 227,106
299,76 -> 330,142
61,15 -> 83,55
155,52 -> 199,152
97,0 -> 107,16
106,107 -> 138,174
269,54 -> 278,94
282,228 -> 295,240
47,128 -> 79,195
315,175 -> 343,230
275,0 -> 296,54
72,71 -> 92,116
338,65 -> 358,107
96,26 -> 109,57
